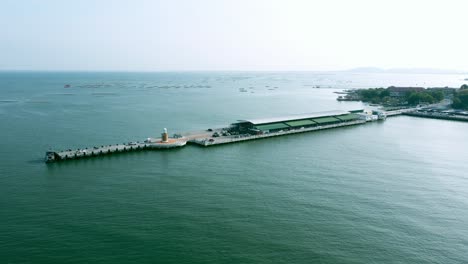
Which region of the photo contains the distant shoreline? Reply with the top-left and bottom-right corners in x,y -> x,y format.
0,69 -> 467,75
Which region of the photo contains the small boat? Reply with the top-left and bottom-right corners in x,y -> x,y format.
64,84 -> 71,88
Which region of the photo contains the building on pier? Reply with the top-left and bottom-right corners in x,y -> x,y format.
231,110 -> 361,134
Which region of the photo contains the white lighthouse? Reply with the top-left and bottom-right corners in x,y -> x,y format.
161,128 -> 169,142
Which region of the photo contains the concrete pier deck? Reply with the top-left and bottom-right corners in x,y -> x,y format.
384,108 -> 418,117
188,120 -> 366,147
403,111 -> 468,122
46,139 -> 187,162
45,120 -> 367,163
45,109 -> 401,163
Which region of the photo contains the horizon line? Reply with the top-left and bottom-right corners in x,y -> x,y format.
1,68 -> 467,74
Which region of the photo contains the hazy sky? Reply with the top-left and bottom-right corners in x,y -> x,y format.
1,0 -> 467,71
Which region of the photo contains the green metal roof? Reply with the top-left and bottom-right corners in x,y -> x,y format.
311,117 -> 340,124
336,114 -> 359,121
254,122 -> 289,131
237,110 -> 349,125
285,119 -> 316,127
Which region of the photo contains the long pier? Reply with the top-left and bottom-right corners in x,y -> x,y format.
45,120 -> 368,163
47,143 -> 153,161
384,108 -> 418,117
45,139 -> 187,162
48,106 -> 468,163
45,109 -> 399,163
403,110 -> 468,122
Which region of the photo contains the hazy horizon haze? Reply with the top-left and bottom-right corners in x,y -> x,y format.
1,0 -> 467,72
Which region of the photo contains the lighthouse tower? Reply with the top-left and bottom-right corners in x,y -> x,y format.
161,128 -> 169,142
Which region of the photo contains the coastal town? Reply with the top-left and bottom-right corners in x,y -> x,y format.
337,84 -> 468,121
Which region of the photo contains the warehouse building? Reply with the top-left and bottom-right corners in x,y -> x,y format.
231,110 -> 361,134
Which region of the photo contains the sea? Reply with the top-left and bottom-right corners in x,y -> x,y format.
1,71 -> 467,263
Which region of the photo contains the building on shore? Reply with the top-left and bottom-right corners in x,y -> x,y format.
387,86 -> 425,97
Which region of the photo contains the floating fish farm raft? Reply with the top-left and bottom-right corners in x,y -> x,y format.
45,109 -> 387,163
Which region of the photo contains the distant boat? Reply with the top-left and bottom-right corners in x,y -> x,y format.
64,84 -> 71,88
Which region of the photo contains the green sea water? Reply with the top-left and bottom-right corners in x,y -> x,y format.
1,72 -> 468,263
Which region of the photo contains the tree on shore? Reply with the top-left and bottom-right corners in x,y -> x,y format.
452,85 -> 468,109
356,87 -> 444,106
358,88 -> 390,104
406,92 -> 435,105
